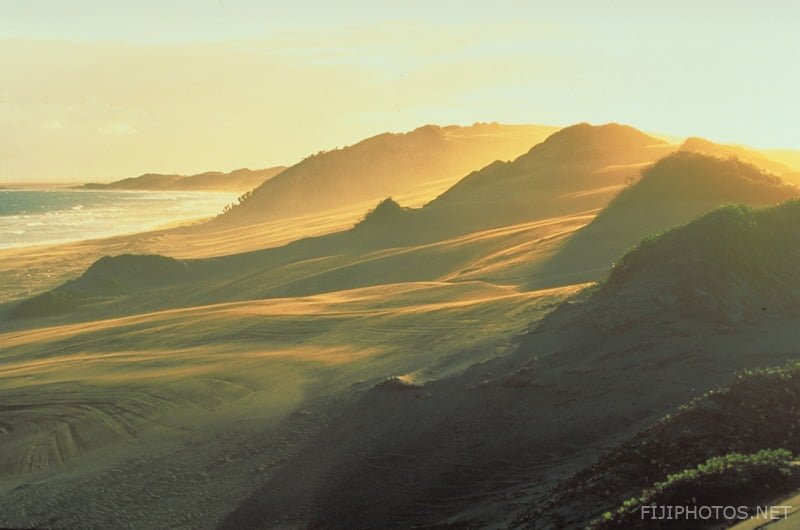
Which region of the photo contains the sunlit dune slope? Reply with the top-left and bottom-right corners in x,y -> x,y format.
431,122 -> 671,207
0,124 -> 556,304
533,153 -> 800,288
679,136 -> 800,187
0,173 -> 464,304
764,148 -> 800,172
413,122 -> 675,234
4,123 -> 680,324
4,211 -> 592,324
0,122 -> 671,308
339,122 -> 677,244
679,136 -> 795,176
212,123 -> 559,226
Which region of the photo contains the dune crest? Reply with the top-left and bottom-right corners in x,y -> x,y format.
532,152 -> 800,288
213,123 -> 559,226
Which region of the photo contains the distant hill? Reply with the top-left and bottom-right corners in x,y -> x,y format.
532,153 -> 800,288
80,166 -> 286,192
212,123 -> 560,226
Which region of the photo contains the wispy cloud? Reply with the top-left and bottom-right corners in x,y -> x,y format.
98,122 -> 137,135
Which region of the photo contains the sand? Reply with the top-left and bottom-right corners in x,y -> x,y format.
0,174 -> 462,304
0,280 -> 581,529
0,173 -> 591,528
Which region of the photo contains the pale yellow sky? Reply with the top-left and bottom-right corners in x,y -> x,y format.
1,1 -> 798,182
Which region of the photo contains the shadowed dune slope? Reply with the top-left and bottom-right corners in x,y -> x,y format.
81,167 -> 286,192
219,201 -> 800,529
532,153 -> 800,288
541,200 -> 800,331
212,123 -> 559,226
520,362 -> 800,529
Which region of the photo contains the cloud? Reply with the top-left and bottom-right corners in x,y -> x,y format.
41,120 -> 64,131
0,28 -> 549,181
0,13 -> 798,181
98,122 -> 137,134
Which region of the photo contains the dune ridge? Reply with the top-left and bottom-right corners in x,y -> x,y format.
213,123 -> 559,226
532,152 -> 800,288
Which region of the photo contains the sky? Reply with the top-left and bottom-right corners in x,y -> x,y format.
1,0 -> 798,182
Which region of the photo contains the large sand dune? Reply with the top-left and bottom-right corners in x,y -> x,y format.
213,123 -> 560,226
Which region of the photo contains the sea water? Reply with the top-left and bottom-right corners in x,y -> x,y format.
0,189 -> 237,248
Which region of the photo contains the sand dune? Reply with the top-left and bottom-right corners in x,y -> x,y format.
430,122 -> 672,209
0,172 -> 464,304
0,122 -> 670,309
532,153 -> 800,289
3,209 -> 596,327
413,123 -> 676,235
2,122 -> 680,321
213,123 -> 559,226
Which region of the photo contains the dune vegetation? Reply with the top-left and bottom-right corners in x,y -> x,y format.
521,361 -> 800,529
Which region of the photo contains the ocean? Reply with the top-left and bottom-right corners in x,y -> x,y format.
0,189 -> 238,249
